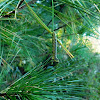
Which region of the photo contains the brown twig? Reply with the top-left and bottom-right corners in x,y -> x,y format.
17,0 -> 24,9
42,16 -> 82,36
0,93 -> 7,96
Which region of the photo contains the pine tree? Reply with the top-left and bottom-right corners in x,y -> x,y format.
0,0 -> 100,99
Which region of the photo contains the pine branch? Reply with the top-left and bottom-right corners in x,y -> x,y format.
0,0 -> 37,18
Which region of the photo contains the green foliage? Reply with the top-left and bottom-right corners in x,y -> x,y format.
0,0 -> 100,99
